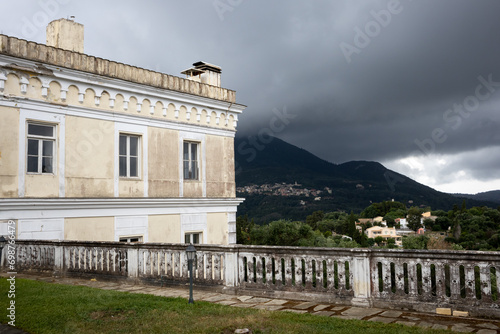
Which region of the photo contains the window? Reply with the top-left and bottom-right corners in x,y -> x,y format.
185,232 -> 201,244
183,141 -> 199,180
119,236 -> 143,243
119,134 -> 140,177
27,123 -> 55,174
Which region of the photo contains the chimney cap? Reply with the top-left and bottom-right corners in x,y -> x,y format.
192,61 -> 221,73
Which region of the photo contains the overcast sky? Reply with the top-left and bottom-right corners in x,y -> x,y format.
2,0 -> 500,194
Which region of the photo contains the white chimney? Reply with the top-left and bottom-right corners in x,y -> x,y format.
181,61 -> 221,87
46,18 -> 84,53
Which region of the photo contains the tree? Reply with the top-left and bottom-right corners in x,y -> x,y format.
407,206 -> 423,232
236,215 -> 254,244
306,211 -> 324,230
347,212 -> 357,238
402,235 -> 429,249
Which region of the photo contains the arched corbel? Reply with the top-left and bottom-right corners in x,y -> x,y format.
232,114 -> 238,128
20,76 -> 29,94
40,78 -> 51,98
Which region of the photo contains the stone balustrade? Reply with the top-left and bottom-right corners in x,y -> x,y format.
3,240 -> 499,318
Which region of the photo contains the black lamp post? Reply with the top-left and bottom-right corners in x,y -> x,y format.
0,236 -> 6,268
186,244 -> 196,304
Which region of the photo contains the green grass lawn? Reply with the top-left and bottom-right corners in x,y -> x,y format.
0,278 -> 449,334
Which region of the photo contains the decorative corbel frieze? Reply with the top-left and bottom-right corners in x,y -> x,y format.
162,106 -> 167,117
197,109 -> 202,122
206,112 -> 212,124
109,97 -> 115,108
136,100 -> 143,112
150,104 -> 155,115
174,109 -> 179,119
215,112 -> 221,125
123,99 -> 129,110
186,109 -> 191,121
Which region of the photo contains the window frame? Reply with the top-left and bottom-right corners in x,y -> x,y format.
183,141 -> 199,181
26,122 -> 56,175
119,236 -> 143,243
184,232 -> 202,244
119,133 -> 141,178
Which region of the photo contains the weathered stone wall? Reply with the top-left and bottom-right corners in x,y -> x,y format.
5,241 -> 500,318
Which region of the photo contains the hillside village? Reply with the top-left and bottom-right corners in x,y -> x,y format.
236,182 -> 332,199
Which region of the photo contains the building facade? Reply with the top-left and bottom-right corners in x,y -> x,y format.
365,226 -> 402,246
0,19 -> 245,244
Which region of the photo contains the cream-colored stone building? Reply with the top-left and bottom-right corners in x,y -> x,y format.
365,226 -> 402,246
0,19 -> 245,245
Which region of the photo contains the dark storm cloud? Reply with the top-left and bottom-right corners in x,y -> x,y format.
2,0 -> 500,192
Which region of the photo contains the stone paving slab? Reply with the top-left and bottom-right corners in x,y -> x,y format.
313,311 -> 335,317
476,330 -> 498,334
313,304 -> 329,311
380,310 -> 403,318
341,307 -> 382,318
245,297 -> 271,303
368,316 -> 396,324
237,295 -> 254,302
292,301 -> 317,310
264,299 -> 289,306
216,300 -> 239,306
253,304 -> 285,311
451,325 -> 474,333
431,324 -> 448,330
232,303 -> 257,308
395,320 -> 416,327
281,309 -> 308,314
479,323 -> 499,329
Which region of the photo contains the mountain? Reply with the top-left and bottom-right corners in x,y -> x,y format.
453,190 -> 500,204
235,135 -> 497,223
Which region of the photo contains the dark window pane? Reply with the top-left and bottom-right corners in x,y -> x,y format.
28,139 -> 39,155
185,234 -> 190,244
191,143 -> 197,161
191,161 -> 198,180
130,157 -> 138,177
119,135 -> 127,156
42,157 -> 53,173
42,140 -> 53,156
193,234 -> 200,244
129,136 -> 138,156
183,142 -> 189,161
28,124 -> 53,137
119,156 -> 127,176
183,161 -> 190,179
27,156 -> 38,173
